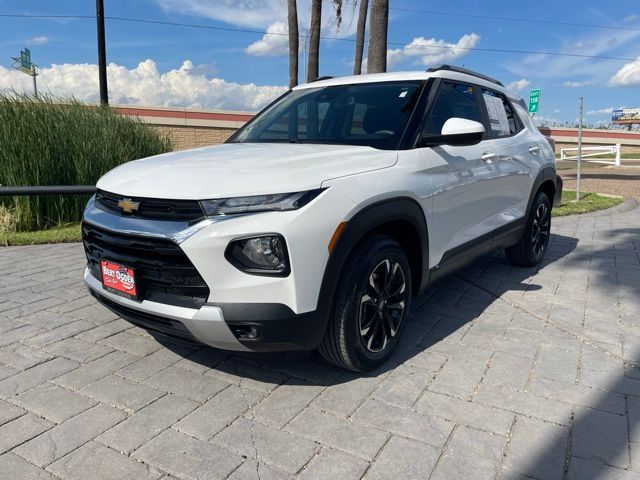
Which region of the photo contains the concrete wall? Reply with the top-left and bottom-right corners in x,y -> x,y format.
539,127 -> 640,155
112,105 -> 640,155
112,105 -> 253,151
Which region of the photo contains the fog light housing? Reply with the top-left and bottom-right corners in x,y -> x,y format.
225,235 -> 290,276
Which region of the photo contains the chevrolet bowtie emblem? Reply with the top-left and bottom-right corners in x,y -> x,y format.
117,198 -> 140,214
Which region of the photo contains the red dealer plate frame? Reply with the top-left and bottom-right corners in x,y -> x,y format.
100,260 -> 138,300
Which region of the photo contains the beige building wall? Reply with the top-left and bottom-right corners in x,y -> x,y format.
152,125 -> 237,151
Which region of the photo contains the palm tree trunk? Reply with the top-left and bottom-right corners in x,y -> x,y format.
367,0 -> 388,73
287,0 -> 299,89
307,0 -> 321,82
353,0 -> 368,75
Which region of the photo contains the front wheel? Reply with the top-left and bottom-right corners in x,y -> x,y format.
318,235 -> 412,372
505,191 -> 552,267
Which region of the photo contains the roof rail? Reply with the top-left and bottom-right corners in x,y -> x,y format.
426,65 -> 504,87
310,76 -> 334,82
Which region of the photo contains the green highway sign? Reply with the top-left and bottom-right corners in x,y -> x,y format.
528,89 -> 540,113
19,48 -> 32,73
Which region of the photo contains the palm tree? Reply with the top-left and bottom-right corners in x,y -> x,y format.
353,0 -> 368,75
287,0 -> 299,88
307,0 -> 322,82
367,0 -> 388,73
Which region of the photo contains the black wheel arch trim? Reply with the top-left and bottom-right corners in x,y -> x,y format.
527,167 -> 557,217
317,197 -> 430,315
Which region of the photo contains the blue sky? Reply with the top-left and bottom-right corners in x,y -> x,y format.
0,0 -> 639,123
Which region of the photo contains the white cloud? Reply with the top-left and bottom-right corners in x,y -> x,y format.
154,0 -> 283,28
609,57 -> 640,86
587,107 -> 613,116
506,78 -> 530,92
0,59 -> 286,111
246,21 -> 289,57
386,33 -> 480,68
624,14 -> 638,23
26,36 -> 49,46
562,80 -> 592,88
506,29 -> 640,84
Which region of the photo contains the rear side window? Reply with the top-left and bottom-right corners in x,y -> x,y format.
424,82 -> 481,135
481,89 -> 520,137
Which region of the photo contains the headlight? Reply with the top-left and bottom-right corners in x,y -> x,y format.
200,189 -> 324,216
225,235 -> 290,276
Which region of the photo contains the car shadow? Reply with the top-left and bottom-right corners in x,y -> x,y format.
154,226 -> 640,477
156,231 -> 579,386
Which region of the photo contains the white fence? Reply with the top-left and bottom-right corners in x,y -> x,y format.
560,144 -> 622,166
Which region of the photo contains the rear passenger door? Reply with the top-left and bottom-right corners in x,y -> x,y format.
478,88 -> 531,229
418,81 -> 501,261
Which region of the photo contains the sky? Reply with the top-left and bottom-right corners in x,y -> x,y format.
0,0 -> 639,125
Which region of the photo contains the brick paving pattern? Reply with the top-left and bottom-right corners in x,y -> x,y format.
0,201 -> 639,479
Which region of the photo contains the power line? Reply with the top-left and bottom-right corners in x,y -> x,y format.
1,13 -> 639,63
328,0 -> 640,33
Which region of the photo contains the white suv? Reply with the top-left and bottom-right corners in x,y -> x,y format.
83,65 -> 561,371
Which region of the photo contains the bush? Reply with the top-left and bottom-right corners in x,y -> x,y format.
0,93 -> 171,231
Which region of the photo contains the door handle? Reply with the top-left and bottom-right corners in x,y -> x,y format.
529,145 -> 540,154
481,152 -> 496,163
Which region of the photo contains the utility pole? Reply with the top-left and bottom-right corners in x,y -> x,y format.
96,0 -> 108,105
31,65 -> 38,98
576,97 -> 583,202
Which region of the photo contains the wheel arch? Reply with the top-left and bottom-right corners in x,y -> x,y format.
316,197 -> 430,322
527,167 -> 557,217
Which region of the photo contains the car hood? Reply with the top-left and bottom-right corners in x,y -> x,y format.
97,142 -> 397,199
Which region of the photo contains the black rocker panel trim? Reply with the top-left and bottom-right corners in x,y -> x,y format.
429,218 -> 526,284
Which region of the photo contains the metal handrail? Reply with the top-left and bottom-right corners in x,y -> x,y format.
0,186 -> 96,196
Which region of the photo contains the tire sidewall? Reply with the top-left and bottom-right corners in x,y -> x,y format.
525,192 -> 551,264
339,238 -> 412,371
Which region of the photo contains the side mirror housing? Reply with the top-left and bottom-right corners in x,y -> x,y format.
421,118 -> 485,147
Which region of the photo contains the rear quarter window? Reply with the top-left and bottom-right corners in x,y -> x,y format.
481,89 -> 520,137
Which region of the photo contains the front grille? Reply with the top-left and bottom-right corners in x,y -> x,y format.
91,290 -> 198,343
95,189 -> 205,222
82,222 -> 210,309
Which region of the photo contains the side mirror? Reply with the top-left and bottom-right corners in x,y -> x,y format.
421,118 -> 485,147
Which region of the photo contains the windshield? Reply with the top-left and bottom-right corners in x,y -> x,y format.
230,81 -> 424,150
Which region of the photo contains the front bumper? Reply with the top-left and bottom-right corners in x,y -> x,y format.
85,269 -> 328,351
81,189 -> 353,352
85,269 -> 246,350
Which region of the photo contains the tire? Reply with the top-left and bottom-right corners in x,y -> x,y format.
505,191 -> 552,267
318,235 -> 412,372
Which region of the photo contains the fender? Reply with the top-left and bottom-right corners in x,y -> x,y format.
315,197 -> 430,326
526,166 -> 557,217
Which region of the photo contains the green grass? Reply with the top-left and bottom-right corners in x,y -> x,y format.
0,92 -> 171,232
553,190 -> 623,217
0,222 -> 81,246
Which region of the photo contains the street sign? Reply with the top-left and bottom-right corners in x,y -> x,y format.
19,48 -> 32,73
10,48 -> 38,97
528,89 -> 540,113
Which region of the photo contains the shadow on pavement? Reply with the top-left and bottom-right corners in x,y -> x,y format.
157,232 -> 579,387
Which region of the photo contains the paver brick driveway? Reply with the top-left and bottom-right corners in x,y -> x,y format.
1,200 -> 639,480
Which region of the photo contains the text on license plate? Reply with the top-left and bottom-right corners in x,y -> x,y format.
100,260 -> 137,298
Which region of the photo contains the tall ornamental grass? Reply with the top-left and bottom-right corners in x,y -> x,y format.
0,93 -> 171,231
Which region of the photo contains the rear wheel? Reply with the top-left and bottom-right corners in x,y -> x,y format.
505,191 -> 551,267
318,235 -> 412,372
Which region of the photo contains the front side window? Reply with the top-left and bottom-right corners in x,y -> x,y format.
423,82 -> 482,136
230,81 -> 424,150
